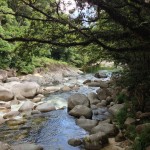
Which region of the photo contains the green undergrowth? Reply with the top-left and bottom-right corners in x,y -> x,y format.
133,127 -> 150,150
19,57 -> 68,74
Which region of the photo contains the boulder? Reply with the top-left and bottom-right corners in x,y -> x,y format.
86,82 -> 100,87
35,102 -> 56,112
69,105 -> 92,119
94,72 -> 108,78
0,69 -> 7,82
0,85 -> 14,101
115,132 -> 125,142
0,141 -> 13,150
83,79 -> 91,84
87,92 -> 100,105
3,111 -> 20,119
96,88 -> 110,100
12,82 -> 40,100
32,94 -> 44,103
68,138 -> 82,147
106,96 -> 113,104
98,81 -> 109,88
19,100 -> 34,112
76,118 -> 98,132
97,100 -> 107,107
124,117 -> 136,126
61,85 -> 71,92
136,123 -> 150,134
108,104 -> 124,116
83,132 -> 108,150
91,122 -> 118,136
12,143 -> 43,150
43,86 -> 60,94
32,97 -> 42,103
68,93 -> 89,111
92,108 -> 111,121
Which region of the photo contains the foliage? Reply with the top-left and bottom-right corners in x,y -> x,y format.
116,93 -> 127,104
133,127 -> 150,150
125,125 -> 137,140
116,107 -> 128,129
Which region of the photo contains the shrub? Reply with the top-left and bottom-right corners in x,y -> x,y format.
133,127 -> 150,150
116,107 -> 127,129
125,125 -> 137,140
116,93 -> 127,104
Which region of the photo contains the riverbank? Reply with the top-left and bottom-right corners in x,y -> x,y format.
0,65 -> 84,150
0,66 -> 150,150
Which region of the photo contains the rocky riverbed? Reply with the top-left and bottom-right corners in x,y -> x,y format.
0,68 -> 134,150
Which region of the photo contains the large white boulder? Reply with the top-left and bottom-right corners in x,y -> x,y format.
11,82 -> 40,100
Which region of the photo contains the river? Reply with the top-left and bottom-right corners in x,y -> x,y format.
18,71 -> 111,150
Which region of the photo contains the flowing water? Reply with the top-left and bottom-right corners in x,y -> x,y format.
33,74 -> 100,150
20,71 -> 111,150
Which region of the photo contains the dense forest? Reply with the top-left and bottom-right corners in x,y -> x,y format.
0,0 -> 150,149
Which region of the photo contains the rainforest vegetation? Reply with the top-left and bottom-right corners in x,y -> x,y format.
0,0 -> 150,148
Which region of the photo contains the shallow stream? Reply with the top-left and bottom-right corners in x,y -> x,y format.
19,71 -> 111,150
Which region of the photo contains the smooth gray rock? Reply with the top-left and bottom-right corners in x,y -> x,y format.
69,105 -> 92,119
68,138 -> 82,147
124,117 -> 136,126
83,132 -> 108,150
35,102 -> 56,112
19,100 -> 34,112
0,85 -> 14,101
91,122 -> 118,136
108,104 -> 124,116
87,92 -> 100,105
68,93 -> 90,111
76,118 -> 98,132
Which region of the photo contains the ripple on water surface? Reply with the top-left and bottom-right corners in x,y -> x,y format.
35,109 -> 87,150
